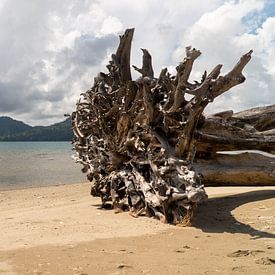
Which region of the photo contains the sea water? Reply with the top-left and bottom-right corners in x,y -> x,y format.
0,142 -> 86,190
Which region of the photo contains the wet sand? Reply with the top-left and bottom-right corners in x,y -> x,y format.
0,183 -> 274,274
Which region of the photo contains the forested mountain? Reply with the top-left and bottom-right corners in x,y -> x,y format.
0,117 -> 72,141
0,117 -> 32,136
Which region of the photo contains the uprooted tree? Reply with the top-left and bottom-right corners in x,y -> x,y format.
72,29 -> 275,225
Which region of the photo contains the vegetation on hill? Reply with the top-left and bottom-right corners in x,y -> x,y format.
0,117 -> 72,141
0,117 -> 32,136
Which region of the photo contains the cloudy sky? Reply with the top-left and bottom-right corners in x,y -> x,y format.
0,0 -> 274,125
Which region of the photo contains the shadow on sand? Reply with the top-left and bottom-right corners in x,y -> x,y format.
193,190 -> 275,239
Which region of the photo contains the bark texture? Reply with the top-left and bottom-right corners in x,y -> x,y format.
72,29 -> 274,225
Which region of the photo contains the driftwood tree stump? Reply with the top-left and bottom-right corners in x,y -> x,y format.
72,29 -> 275,225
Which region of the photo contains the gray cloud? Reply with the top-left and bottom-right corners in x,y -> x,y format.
0,0 -> 118,125
0,82 -> 26,112
69,34 -> 117,66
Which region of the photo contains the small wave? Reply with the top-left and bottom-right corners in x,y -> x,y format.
33,153 -> 50,158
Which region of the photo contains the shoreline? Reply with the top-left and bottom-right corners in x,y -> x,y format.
1,183 -> 275,274
0,180 -> 88,192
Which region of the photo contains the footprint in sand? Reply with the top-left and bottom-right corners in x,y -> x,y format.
227,249 -> 264,257
174,245 -> 191,253
255,257 -> 275,265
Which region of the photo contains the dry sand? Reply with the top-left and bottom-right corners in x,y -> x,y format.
0,183 -> 275,274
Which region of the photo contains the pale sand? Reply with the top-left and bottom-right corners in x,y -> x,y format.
0,183 -> 275,274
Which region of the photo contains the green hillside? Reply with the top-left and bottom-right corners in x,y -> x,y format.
0,117 -> 32,136
0,117 -> 73,141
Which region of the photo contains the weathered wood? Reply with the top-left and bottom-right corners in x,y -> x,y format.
195,152 -> 275,186
133,49 -> 154,78
233,104 -> 275,131
195,106 -> 275,156
113,28 -> 134,82
72,29 -> 274,226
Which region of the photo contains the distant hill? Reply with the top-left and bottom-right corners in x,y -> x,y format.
0,117 -> 32,136
0,116 -> 73,141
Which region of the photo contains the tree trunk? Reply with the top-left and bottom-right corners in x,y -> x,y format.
195,152 -> 275,186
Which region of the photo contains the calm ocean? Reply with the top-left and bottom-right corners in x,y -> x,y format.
0,142 -> 86,190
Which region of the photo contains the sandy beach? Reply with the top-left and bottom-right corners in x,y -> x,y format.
0,183 -> 275,274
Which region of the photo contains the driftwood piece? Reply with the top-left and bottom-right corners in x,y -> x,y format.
72,29 -> 275,225
195,152 -> 275,186
195,105 -> 275,157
